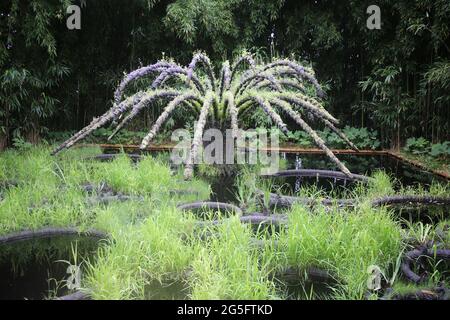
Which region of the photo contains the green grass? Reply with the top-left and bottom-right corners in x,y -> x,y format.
84,208 -> 198,300
278,204 -> 402,299
189,217 -> 277,300
0,146 -> 448,300
0,146 -> 210,235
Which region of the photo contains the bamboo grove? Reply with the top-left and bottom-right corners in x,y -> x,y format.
1,0 -> 449,150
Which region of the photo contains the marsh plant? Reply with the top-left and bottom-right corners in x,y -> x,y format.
53,52 -> 359,180
1,148 -> 449,300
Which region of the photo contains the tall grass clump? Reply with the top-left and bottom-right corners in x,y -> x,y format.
0,145 -> 209,237
88,152 -> 210,201
276,204 -> 402,299
0,179 -> 97,235
365,171 -> 395,198
0,147 -> 59,186
189,217 -> 277,299
83,206 -> 197,300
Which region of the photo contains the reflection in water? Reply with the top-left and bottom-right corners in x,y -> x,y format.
145,279 -> 189,300
0,236 -> 101,300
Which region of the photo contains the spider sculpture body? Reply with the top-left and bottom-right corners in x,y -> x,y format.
52,52 -> 359,180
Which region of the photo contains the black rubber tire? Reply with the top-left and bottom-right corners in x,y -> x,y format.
86,195 -> 144,206
372,195 -> 450,208
0,227 -> 108,301
401,246 -> 450,283
0,227 -> 109,245
257,169 -> 369,210
261,169 -> 370,182
273,266 -> 336,284
194,214 -> 288,229
239,214 -> 288,226
55,291 -> 91,301
256,190 -> 355,209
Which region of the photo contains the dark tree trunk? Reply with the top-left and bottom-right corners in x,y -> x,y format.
25,126 -> 41,145
0,131 -> 7,151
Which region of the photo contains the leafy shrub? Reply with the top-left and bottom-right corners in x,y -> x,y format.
11,136 -> 34,151
287,131 -> 314,148
287,126 -> 380,150
430,142 -> 450,158
404,137 -> 431,155
341,126 -> 381,150
404,137 -> 449,159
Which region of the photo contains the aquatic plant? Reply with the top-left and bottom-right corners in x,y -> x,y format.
280,204 -> 402,299
0,146 -> 210,236
52,52 -> 358,179
2,148 -> 449,300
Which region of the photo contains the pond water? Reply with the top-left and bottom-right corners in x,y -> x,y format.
272,267 -> 337,300
0,235 -> 102,300
281,153 -> 447,187
205,153 -> 448,203
99,148 -> 448,204
145,279 -> 190,300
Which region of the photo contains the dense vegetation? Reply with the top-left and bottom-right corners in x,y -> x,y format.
0,147 -> 448,299
1,0 -> 449,151
0,1 -> 448,302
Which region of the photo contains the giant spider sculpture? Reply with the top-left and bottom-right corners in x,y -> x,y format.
52,52 -> 359,180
